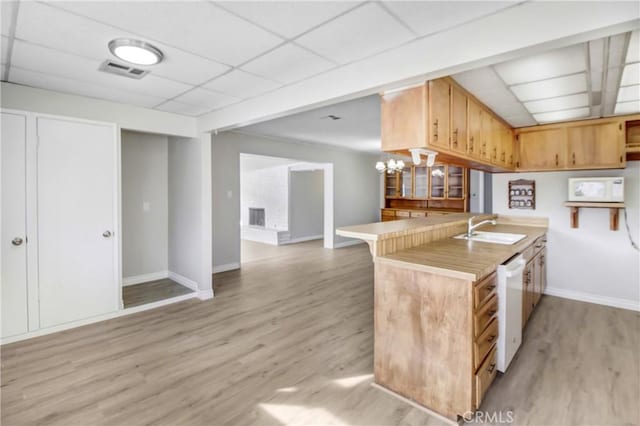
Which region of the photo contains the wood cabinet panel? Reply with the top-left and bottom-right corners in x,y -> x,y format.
474,319 -> 498,371
468,98 -> 482,159
475,346 -> 497,408
566,121 -> 625,169
428,79 -> 451,150
381,85 -> 426,151
516,128 -> 566,170
451,85 -> 468,154
473,272 -> 497,310
474,294 -> 497,337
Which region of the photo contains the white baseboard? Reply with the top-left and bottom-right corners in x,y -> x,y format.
168,271 -> 199,292
1,292 -> 199,345
212,263 -> 240,274
544,286 -> 640,312
279,234 -> 323,245
333,239 -> 365,249
123,271 -> 169,286
198,289 -> 214,300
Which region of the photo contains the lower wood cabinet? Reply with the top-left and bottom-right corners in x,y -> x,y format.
523,235 -> 547,329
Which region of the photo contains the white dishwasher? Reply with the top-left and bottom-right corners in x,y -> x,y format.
496,253 -> 526,373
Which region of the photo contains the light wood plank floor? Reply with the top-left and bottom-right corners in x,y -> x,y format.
123,278 -> 193,308
1,241 -> 638,425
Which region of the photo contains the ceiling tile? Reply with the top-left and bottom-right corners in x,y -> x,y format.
501,115 -> 538,128
295,3 -> 414,64
202,70 -> 281,99
10,66 -> 165,108
524,93 -> 589,114
617,85 -> 640,102
533,107 -> 590,123
383,1 -> 511,36
614,100 -> 640,114
15,2 -> 230,85
11,40 -> 192,99
494,44 -> 586,85
172,87 -> 239,110
453,67 -> 506,93
620,63 -> 640,86
52,1 -> 284,66
241,43 -> 334,84
155,100 -> 211,117
510,73 -> 587,102
626,30 -> 640,63
217,1 -> 357,39
1,35 -> 9,64
1,1 -> 17,36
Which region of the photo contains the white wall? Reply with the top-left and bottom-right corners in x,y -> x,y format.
289,170 -> 324,240
121,131 -> 168,278
493,162 -> 640,310
212,131 -> 380,268
241,165 -> 290,230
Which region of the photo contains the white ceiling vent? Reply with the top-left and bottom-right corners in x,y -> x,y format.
99,60 -> 149,79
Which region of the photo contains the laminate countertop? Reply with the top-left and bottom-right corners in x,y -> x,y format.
377,223 -> 548,281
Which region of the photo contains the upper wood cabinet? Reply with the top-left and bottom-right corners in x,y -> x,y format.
516,127 -> 566,170
428,79 -> 451,150
468,98 -> 483,159
381,85 -> 426,151
450,85 -> 468,154
566,120 -> 625,169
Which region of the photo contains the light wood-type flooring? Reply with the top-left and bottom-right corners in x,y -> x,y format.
123,278 -> 194,308
1,240 -> 638,425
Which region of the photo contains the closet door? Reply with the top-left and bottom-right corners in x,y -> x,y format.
37,117 -> 118,328
1,112 -> 29,338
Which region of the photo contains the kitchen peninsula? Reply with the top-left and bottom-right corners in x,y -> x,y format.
337,213 -> 548,420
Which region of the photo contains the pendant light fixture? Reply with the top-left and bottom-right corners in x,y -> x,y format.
375,158 -> 406,174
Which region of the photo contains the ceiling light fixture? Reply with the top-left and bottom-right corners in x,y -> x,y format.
375,158 -> 405,174
409,148 -> 438,167
109,38 -> 164,66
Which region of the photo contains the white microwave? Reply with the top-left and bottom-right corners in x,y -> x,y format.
568,177 -> 624,202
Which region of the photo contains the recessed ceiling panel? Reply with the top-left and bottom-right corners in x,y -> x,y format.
620,63 -> 640,86
511,73 -> 587,102
1,35 -> 9,64
10,66 -> 165,108
0,1 -> 17,37
11,39 -> 191,99
241,43 -> 334,84
172,87 -> 239,110
203,70 -> 281,99
614,100 -> 640,114
295,3 -> 414,64
52,1 -> 284,66
617,84 -> 640,102
494,44 -> 586,85
533,107 -> 590,123
453,67 -> 507,92
154,100 -> 211,116
217,1 -> 358,39
383,1 -> 511,37
626,30 -> 640,63
523,93 -> 589,114
15,2 -> 230,85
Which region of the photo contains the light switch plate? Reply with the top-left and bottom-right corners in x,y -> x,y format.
143,202 -> 150,212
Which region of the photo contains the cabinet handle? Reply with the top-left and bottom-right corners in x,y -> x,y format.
620,155 -> 624,163
12,237 -> 24,246
469,136 -> 474,152
433,119 -> 438,141
488,310 -> 496,316
510,155 -> 513,165
486,285 -> 496,291
501,152 -> 505,162
493,147 -> 497,159
453,128 -> 458,147
572,152 -> 576,165
555,154 -> 558,166
516,161 -> 520,168
488,363 -> 496,373
487,334 -> 497,343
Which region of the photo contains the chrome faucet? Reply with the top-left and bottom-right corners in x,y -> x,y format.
466,216 -> 497,237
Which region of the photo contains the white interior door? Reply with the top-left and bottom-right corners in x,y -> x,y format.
37,117 -> 118,328
1,112 -> 29,338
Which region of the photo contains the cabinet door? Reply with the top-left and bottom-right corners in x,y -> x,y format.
468,98 -> 482,158
503,127 -> 514,168
428,79 -> 450,150
399,167 -> 412,198
450,85 -> 468,154
447,165 -> 465,199
1,112 -> 29,338
516,128 -> 566,170
522,261 -> 534,328
385,172 -> 399,198
414,166 -> 428,199
430,165 -> 446,198
37,117 -> 119,328
566,121 -> 625,169
481,112 -> 493,162
381,86 -> 426,151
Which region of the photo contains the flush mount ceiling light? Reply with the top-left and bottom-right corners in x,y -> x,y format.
109,38 -> 164,66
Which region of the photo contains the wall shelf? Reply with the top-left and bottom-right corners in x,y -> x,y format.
564,202 -> 625,231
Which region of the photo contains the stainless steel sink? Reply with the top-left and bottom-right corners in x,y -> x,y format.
453,231 -> 527,245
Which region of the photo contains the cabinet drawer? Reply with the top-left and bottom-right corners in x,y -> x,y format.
533,235 -> 546,254
473,272 -> 497,310
474,294 -> 497,336
474,318 -> 498,371
396,211 -> 411,218
475,345 -> 497,408
410,211 -> 427,218
381,209 -> 396,217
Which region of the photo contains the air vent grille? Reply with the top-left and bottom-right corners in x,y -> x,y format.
99,60 -> 149,79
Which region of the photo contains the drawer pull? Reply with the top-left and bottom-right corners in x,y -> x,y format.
487,310 -> 496,316
487,334 -> 496,343
487,363 -> 496,373
486,285 -> 496,291
535,244 -> 543,249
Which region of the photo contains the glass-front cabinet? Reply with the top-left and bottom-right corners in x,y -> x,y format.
447,165 -> 465,199
430,165 -> 446,198
400,167 -> 412,198
414,166 -> 428,199
385,172 -> 398,197
384,163 -> 467,201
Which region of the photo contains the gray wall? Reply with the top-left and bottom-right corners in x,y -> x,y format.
168,136 -> 202,285
493,162 -> 639,308
212,131 -> 380,268
121,131 -> 168,278
289,170 -> 324,240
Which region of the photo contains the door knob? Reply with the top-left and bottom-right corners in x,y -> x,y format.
102,230 -> 112,238
12,237 -> 23,246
